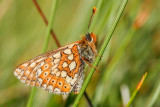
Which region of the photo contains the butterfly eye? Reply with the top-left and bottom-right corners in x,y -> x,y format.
85,32 -> 92,42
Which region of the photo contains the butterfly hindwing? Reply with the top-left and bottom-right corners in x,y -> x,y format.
14,42 -> 85,94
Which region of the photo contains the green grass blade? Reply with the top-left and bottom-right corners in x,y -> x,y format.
72,0 -> 128,106
26,88 -> 37,107
147,81 -> 160,107
42,1 -> 58,53
26,0 -> 58,107
126,72 -> 148,107
147,61 -> 160,107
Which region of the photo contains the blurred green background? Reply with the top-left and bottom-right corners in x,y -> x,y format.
0,0 -> 160,107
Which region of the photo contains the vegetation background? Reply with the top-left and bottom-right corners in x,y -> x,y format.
0,0 -> 160,107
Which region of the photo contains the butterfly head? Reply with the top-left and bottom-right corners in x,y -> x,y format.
85,32 -> 96,44
80,32 -> 97,63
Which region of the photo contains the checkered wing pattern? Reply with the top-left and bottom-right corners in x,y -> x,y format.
14,43 -> 84,95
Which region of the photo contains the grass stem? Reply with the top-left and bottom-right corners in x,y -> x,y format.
32,0 -> 61,47
126,72 -> 147,107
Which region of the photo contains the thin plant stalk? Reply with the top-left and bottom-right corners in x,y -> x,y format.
126,72 -> 148,107
26,0 -> 58,107
72,0 -> 128,106
32,0 -> 61,47
84,92 -> 93,107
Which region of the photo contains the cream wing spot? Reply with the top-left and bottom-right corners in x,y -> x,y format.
71,79 -> 77,85
36,58 -> 45,63
36,61 -> 45,69
74,74 -> 78,78
62,62 -> 68,68
51,64 -> 58,70
22,63 -> 29,67
14,68 -> 21,76
66,76 -> 71,84
26,80 -> 31,86
54,59 -> 60,64
27,73 -> 34,81
68,54 -> 74,60
20,63 -> 29,68
14,72 -> 18,77
54,88 -> 61,94
25,70 -> 30,76
30,81 -> 36,87
40,61 -> 45,66
36,68 -> 43,78
69,61 -> 76,71
47,85 -> 53,93
36,78 -> 43,86
67,44 -> 75,48
30,62 -> 36,68
51,62 -> 54,65
42,84 -> 47,89
17,70 -> 25,79
61,71 -> 67,78
56,71 -> 60,77
64,49 -> 72,54
53,52 -> 61,59
51,68 -> 58,75
66,92 -> 69,95
71,74 -> 78,85
20,76 -> 27,83
71,78 -> 77,85
61,92 -> 65,95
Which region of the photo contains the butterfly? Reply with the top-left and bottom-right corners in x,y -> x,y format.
14,7 -> 98,95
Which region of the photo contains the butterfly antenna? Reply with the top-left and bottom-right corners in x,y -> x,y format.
87,6 -> 97,32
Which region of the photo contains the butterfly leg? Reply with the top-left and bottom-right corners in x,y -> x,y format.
88,42 -> 102,58
82,57 -> 99,73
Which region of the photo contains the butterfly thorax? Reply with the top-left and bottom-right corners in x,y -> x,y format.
78,43 -> 96,63
78,32 -> 97,63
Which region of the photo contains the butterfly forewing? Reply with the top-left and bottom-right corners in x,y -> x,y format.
14,42 -> 85,95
